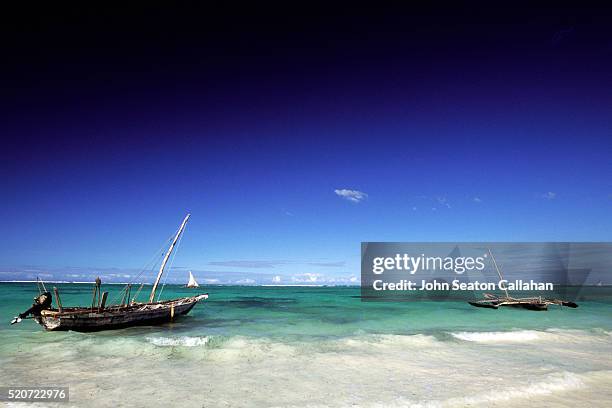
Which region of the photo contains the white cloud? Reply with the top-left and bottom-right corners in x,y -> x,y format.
541,191 -> 557,200
272,275 -> 281,283
473,197 -> 482,203
235,278 -> 255,285
334,189 -> 368,203
288,273 -> 360,285
291,273 -> 321,283
208,260 -> 290,268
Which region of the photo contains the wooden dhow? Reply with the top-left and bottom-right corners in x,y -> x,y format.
11,214 -> 208,331
468,293 -> 578,311
468,249 -> 578,311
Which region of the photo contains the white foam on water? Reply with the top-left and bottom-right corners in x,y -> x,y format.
147,336 -> 210,347
374,334 -> 441,347
443,371 -> 585,406
341,334 -> 441,350
450,330 -> 543,343
204,336 -> 297,361
143,333 -> 442,361
144,335 -> 299,361
4,330 -> 612,408
378,371 -> 586,408
546,328 -> 612,343
451,328 -> 612,345
4,326 -> 612,407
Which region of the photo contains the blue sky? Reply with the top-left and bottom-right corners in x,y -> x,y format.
2,111 -> 610,285
1,4 -> 611,284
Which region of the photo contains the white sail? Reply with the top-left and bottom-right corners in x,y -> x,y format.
187,271 -> 199,288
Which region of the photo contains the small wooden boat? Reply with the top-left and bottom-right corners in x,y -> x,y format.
11,214 -> 209,332
468,249 -> 578,311
469,295 -> 577,311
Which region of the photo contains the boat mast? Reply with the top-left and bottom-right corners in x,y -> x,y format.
488,248 -> 509,298
149,214 -> 191,302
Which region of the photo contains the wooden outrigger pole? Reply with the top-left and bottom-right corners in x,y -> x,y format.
149,213 -> 191,303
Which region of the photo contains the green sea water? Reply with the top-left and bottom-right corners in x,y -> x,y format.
1,282 -> 612,407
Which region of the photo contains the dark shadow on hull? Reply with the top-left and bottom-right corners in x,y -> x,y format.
41,302 -> 199,332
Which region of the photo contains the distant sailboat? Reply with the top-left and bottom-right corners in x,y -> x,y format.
186,271 -> 199,288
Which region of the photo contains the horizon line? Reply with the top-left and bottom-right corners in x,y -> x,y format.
0,280 -> 361,287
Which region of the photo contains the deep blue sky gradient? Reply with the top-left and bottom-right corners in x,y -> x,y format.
1,4 -> 611,283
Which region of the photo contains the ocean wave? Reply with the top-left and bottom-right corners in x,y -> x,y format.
145,333 -> 443,353
443,371 -> 585,406
144,335 -> 299,362
340,334 -> 441,350
378,371 -> 588,408
450,328 -> 612,344
147,336 -> 210,347
450,330 -> 542,343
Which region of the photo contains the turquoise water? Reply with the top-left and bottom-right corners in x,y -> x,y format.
1,282 -> 612,407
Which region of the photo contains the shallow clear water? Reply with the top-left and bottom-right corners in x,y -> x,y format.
1,283 -> 612,407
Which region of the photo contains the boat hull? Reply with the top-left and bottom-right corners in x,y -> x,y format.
468,297 -> 569,311
468,301 -> 499,309
36,294 -> 208,332
503,302 -> 548,311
